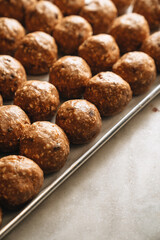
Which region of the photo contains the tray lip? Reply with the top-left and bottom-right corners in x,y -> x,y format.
0,84 -> 160,240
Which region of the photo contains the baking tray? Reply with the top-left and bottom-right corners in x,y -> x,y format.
0,72 -> 160,239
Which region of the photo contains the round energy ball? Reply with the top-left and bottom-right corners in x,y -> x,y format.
113,51 -> 157,95
0,105 -> 30,153
109,13 -> 150,54
0,95 -> 3,106
133,0 -> 160,30
50,0 -> 84,15
80,0 -> 117,34
0,155 -> 44,208
78,34 -> 120,74
56,99 -> 102,144
49,56 -> 92,99
0,55 -> 27,100
14,80 -> 60,122
53,15 -> 92,54
0,0 -> 37,24
0,17 -> 25,55
25,1 -> 63,34
112,0 -> 133,15
15,31 -> 58,75
141,31 -> 160,72
20,121 -> 70,173
84,72 -> 132,116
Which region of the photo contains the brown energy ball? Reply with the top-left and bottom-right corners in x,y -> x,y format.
0,17 -> 25,55
0,207 -> 2,226
20,121 -> 70,173
0,155 -> 43,208
141,31 -> 160,72
0,0 -> 37,24
113,51 -> 157,95
0,55 -> 27,100
84,72 -> 132,116
80,0 -> 117,34
133,0 -> 160,30
50,0 -> 84,15
56,99 -> 102,144
15,31 -> 58,75
112,0 -> 133,15
0,105 -> 30,153
53,15 -> 92,54
25,1 -> 63,35
109,13 -> 150,54
0,95 -> 3,106
49,56 -> 92,99
78,34 -> 120,74
14,80 -> 60,122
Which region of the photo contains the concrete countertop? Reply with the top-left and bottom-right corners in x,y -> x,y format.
4,95 -> 160,240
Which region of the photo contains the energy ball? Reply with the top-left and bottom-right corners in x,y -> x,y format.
0,95 -> 3,106
78,34 -> 120,74
80,0 -> 117,34
112,0 -> 133,15
141,31 -> 160,72
0,55 -> 27,100
25,1 -> 63,35
0,17 -> 25,55
0,207 -> 2,226
15,31 -> 58,75
0,0 -> 37,24
14,80 -> 60,122
109,13 -> 150,54
53,15 -> 92,54
133,0 -> 160,30
0,155 -> 43,208
50,0 -> 84,15
20,122 -> 70,173
113,51 -> 157,95
56,99 -> 102,144
84,72 -> 132,116
49,56 -> 92,99
0,105 -> 30,153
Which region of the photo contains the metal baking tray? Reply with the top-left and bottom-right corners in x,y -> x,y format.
0,72 -> 160,239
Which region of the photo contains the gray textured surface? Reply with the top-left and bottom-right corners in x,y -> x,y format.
3,94 -> 160,240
